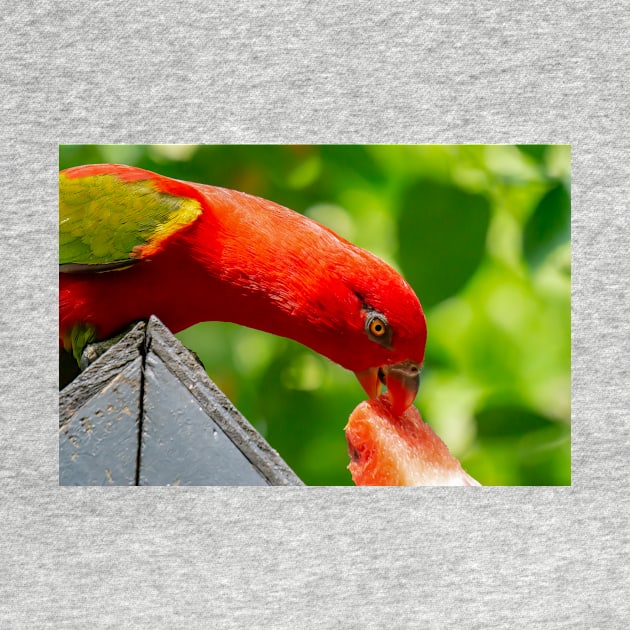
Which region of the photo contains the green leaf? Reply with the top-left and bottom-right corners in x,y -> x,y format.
516,144 -> 548,163
398,180 -> 491,308
475,405 -> 557,439
523,183 -> 570,268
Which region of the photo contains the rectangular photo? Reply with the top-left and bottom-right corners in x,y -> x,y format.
59,144 -> 570,486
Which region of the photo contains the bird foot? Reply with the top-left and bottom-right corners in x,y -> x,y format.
79,326 -> 135,370
80,336 -> 121,370
189,349 -> 206,370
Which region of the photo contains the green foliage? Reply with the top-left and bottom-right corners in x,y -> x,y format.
523,183 -> 571,268
60,144 -> 571,485
399,180 -> 491,308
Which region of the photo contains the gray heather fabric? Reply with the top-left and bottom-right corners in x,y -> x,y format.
1,1 -> 628,628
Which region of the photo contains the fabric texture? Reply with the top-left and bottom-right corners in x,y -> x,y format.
1,1 -> 628,627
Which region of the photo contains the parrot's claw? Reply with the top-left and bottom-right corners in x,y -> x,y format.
79,328 -> 205,372
190,350 -> 206,370
79,324 -> 138,370
79,336 -> 123,370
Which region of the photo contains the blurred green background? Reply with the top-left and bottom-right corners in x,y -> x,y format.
60,144 -> 571,486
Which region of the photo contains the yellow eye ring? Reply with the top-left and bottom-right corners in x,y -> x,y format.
368,317 -> 387,337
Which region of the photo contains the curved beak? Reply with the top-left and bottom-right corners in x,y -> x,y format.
355,360 -> 420,416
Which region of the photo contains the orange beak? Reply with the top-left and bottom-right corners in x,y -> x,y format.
355,361 -> 420,416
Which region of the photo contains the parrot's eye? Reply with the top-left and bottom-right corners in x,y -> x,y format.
365,312 -> 392,347
369,317 -> 387,337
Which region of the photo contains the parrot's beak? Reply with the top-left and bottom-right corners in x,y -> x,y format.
355,361 -> 420,416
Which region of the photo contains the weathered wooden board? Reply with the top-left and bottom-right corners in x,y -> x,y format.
140,354 -> 268,486
59,317 -> 303,486
59,358 -> 142,486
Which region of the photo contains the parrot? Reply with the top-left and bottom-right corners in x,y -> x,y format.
345,396 -> 480,486
59,163 -> 426,414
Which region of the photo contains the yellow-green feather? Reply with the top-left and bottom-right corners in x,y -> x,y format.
69,322 -> 98,363
59,172 -> 202,266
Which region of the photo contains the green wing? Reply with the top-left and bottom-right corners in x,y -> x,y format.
59,170 -> 202,271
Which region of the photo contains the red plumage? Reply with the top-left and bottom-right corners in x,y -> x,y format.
60,164 -> 427,411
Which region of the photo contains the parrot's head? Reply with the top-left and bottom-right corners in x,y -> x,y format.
188,184 -> 427,415
293,242 -> 427,416
345,256 -> 426,416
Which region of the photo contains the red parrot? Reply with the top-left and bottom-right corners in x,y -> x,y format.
60,164 -> 426,414
346,397 -> 480,486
